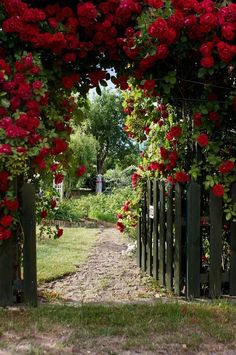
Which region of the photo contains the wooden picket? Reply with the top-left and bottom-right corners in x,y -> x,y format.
0,181 -> 37,306
138,180 -> 236,299
186,182 -> 201,298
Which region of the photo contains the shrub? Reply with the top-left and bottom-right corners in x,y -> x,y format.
54,187 -> 133,223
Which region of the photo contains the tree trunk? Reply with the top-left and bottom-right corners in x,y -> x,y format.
97,156 -> 104,175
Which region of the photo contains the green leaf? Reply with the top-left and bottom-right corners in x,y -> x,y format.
100,80 -> 108,87
96,85 -> 102,96
1,98 -> 10,108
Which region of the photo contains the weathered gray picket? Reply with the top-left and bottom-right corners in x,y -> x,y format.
138,180 -> 236,299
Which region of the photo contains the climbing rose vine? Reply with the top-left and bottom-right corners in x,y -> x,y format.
0,0 -> 235,240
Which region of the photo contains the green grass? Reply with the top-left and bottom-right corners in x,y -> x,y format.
0,302 -> 236,353
37,227 -> 98,282
89,211 -> 116,223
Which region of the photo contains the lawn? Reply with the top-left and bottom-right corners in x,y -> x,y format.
37,227 -> 98,282
0,301 -> 236,353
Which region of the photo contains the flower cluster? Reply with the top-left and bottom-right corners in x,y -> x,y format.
0,52 -> 76,242
119,83 -> 236,232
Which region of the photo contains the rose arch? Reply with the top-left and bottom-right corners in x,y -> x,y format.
0,0 -> 235,305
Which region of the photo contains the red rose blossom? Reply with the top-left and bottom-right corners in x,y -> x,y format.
0,215 -> 13,228
197,133 -> 209,147
175,171 -> 189,183
212,184 -> 224,197
218,160 -> 235,174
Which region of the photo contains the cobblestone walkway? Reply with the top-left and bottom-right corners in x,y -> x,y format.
39,227 -> 164,303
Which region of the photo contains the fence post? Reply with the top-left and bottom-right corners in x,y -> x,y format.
159,182 -> 166,286
174,183 -> 182,295
209,191 -> 222,298
153,179 -> 159,280
141,185 -> 147,272
21,183 -> 37,306
137,217 -> 142,268
147,180 -> 153,276
166,184 -> 173,291
0,239 -> 14,306
230,183 -> 236,296
187,182 -> 201,298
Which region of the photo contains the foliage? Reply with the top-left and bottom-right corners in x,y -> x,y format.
0,0 -> 235,246
104,166 -> 136,191
54,187 -> 133,224
117,85 -> 236,234
64,127 -> 98,192
84,89 -> 139,173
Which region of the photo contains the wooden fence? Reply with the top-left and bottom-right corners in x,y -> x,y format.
0,183 -> 37,306
137,180 -> 236,298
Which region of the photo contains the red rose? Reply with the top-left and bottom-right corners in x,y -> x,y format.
143,79 -> 156,91
0,171 -> 9,192
131,172 -> 139,189
50,163 -> 59,172
32,80 -> 42,90
197,133 -> 209,147
5,199 -> 19,211
57,228 -> 63,238
0,227 -> 11,241
199,13 -> 216,33
218,160 -> 234,174
217,41 -> 236,62
175,171 -> 189,183
54,173 -> 64,184
212,184 -> 224,197
76,165 -> 87,177
116,221 -> 125,233
193,112 -> 203,127
144,126 -> 150,135
221,25 -> 235,42
166,126 -> 182,141
200,42 -> 214,57
155,44 -> 168,60
50,200 -> 57,209
145,0 -> 163,9
122,201 -> 130,212
0,215 -> 13,228
160,147 -> 169,160
201,56 -> 214,68
208,111 -> 220,123
51,138 -> 68,155
117,214 -> 123,220
0,144 -> 12,154
40,210 -> 48,219
77,2 -> 98,27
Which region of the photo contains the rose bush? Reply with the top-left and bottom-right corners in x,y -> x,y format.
117,85 -> 236,233
0,0 -> 234,242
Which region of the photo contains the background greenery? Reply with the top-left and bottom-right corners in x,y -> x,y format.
54,186 -> 132,223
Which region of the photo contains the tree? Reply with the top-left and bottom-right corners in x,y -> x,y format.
84,89 -> 139,174
64,127 -> 98,193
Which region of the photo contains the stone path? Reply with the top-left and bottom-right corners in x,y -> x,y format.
39,227 -> 164,303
